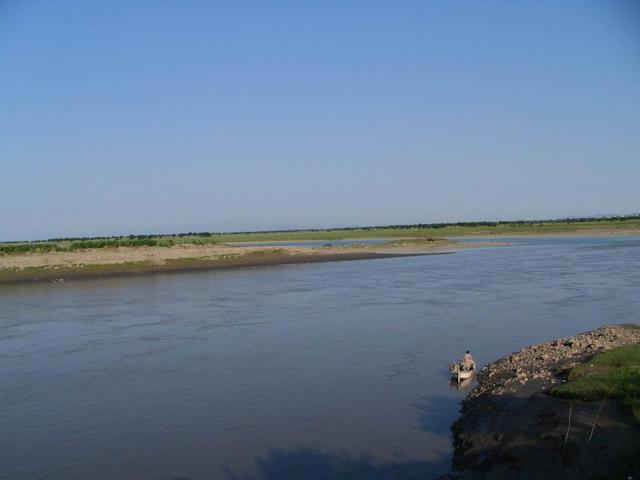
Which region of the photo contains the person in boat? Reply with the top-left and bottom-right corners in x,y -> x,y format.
462,350 -> 475,371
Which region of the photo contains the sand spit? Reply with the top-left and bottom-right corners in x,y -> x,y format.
0,241 -> 469,284
445,324 -> 640,479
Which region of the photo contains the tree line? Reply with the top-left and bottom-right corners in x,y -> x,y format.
2,214 -> 638,248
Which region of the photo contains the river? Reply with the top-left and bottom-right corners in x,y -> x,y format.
1,235 -> 639,479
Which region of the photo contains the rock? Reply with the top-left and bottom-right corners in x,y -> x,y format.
450,324 -> 640,479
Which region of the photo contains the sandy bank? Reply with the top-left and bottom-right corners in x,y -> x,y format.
0,241 -> 465,284
447,228 -> 640,239
446,324 -> 640,479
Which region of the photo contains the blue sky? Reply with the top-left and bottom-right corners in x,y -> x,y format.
1,1 -> 639,241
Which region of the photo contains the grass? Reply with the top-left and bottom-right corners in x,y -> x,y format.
1,217 -> 639,255
552,343 -> 640,422
0,261 -> 158,281
201,218 -> 640,243
67,238 -> 172,249
0,242 -> 66,254
384,237 -> 453,247
0,249 -> 296,283
0,237 -> 216,255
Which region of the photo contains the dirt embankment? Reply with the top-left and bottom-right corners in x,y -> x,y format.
446,324 -> 640,479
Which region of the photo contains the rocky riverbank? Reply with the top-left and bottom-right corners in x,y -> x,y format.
446,324 -> 640,479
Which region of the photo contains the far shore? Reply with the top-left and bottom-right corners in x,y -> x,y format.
1,225 -> 638,285
0,240 -> 470,285
445,227 -> 640,239
228,228 -> 640,245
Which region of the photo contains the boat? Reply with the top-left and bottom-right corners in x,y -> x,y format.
449,375 -> 474,390
449,361 -> 475,383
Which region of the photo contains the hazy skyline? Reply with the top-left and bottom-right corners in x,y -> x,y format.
1,1 -> 639,241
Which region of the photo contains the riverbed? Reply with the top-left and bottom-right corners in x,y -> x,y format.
1,235 -> 639,479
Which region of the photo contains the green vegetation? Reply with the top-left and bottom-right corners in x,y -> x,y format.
385,237 -> 452,247
1,215 -> 639,254
181,216 -> 640,243
68,238 -> 172,249
0,249 -> 289,283
0,261 -> 157,281
0,243 -> 66,255
0,237 -> 215,255
552,343 -> 640,422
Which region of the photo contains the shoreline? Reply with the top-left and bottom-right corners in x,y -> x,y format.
228,229 -> 640,244
0,249 -> 453,285
446,228 -> 640,239
1,230 -> 638,286
0,237 -> 495,285
446,324 -> 640,479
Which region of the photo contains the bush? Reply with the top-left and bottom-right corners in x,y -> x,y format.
68,238 -> 161,250
0,243 -> 65,255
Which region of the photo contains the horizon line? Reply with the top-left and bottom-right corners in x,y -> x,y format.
3,213 -> 639,244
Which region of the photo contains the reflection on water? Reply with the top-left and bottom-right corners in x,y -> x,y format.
1,236 -> 639,479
